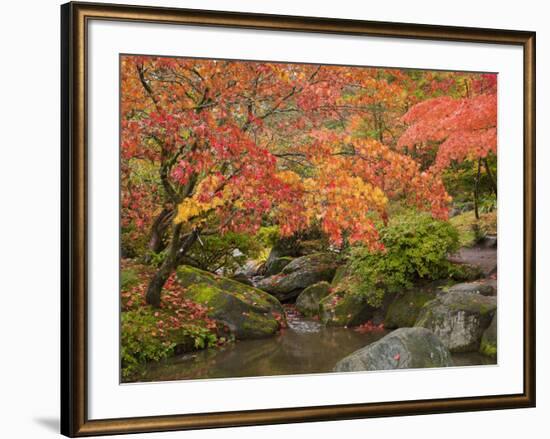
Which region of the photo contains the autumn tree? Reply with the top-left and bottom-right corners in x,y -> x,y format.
121,56 -> 451,307
397,73 -> 497,217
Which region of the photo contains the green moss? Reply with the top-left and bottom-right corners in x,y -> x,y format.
121,268 -> 139,290
177,264 -> 279,311
186,283 -> 228,310
241,312 -> 279,335
479,339 -> 497,358
176,265 -> 218,288
444,294 -> 496,315
216,277 -> 274,307
176,264 -> 286,339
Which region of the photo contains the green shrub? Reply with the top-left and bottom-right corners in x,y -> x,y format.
121,307 -> 219,380
347,211 -> 459,307
121,308 -> 176,380
256,226 -> 280,248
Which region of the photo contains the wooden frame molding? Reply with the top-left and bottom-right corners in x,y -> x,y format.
61,2 -> 535,436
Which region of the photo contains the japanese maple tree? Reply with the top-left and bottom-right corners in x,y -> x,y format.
121,55 -> 451,307
397,74 -> 497,216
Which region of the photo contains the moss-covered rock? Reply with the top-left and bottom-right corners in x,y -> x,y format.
256,253 -> 339,301
319,291 -> 378,327
281,252 -> 337,275
230,272 -> 254,286
384,289 -> 437,329
264,236 -> 326,273
177,265 -> 219,288
264,256 -> 293,276
295,281 -> 332,317
176,265 -> 285,340
480,313 -> 497,358
334,328 -> 453,372
415,291 -> 496,352
318,263 -> 387,327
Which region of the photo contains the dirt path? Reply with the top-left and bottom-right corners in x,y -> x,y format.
449,244 -> 497,276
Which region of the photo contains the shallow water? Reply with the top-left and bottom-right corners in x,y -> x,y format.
135,312 -> 496,383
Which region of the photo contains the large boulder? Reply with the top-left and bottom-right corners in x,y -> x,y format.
384,288 -> 437,329
295,281 -> 332,317
334,328 -> 453,372
176,265 -> 286,340
256,253 -> 339,301
480,313 -> 497,358
415,291 -> 497,352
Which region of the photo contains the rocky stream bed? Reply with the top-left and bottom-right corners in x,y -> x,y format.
131,240 -> 498,382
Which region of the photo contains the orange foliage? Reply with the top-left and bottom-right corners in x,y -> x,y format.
121,56 -> 491,250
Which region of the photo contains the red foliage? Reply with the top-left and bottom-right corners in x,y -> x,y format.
398,77 -> 497,172
121,56 -> 493,253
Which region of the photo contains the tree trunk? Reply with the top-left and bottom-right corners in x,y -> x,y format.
483,158 -> 497,196
474,158 -> 482,220
145,224 -> 197,307
148,207 -> 173,253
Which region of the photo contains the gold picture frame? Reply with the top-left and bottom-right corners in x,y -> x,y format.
61,2 -> 535,436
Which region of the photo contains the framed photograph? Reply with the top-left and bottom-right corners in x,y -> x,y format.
61,1 -> 535,436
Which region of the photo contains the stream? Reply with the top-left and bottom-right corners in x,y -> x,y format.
135,308 -> 496,383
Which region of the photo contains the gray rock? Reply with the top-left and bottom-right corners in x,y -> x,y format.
296,281 -> 332,317
415,292 -> 497,352
281,253 -> 336,275
235,260 -> 263,278
482,235 -> 497,248
334,328 -> 453,372
448,281 -> 496,296
256,253 -> 338,301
